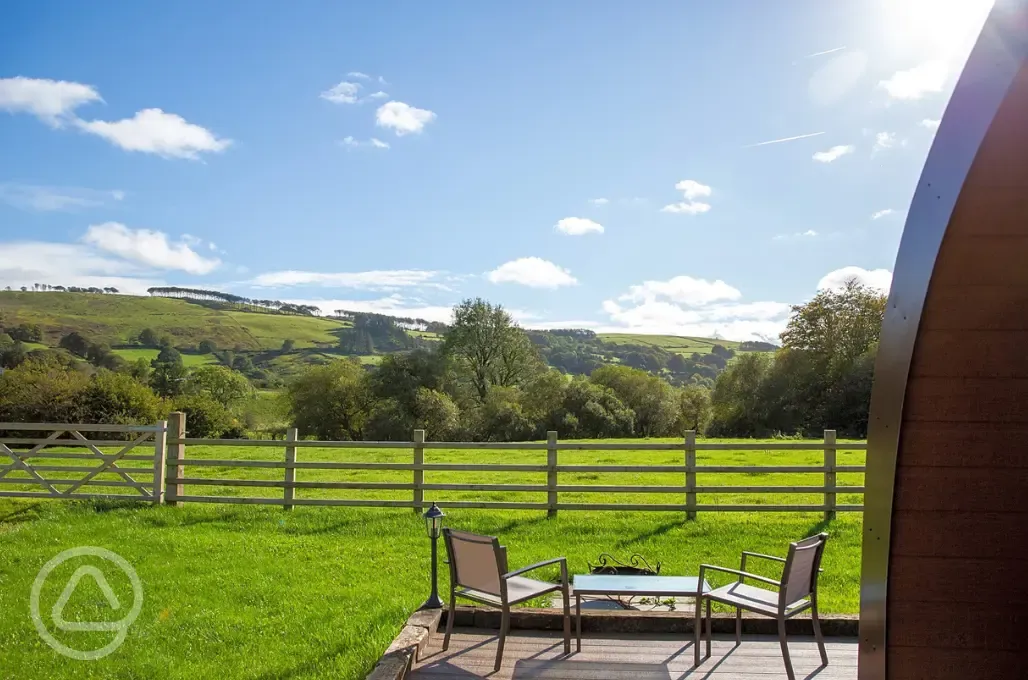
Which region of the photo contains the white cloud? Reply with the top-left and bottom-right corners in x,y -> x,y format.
879,61 -> 947,100
75,108 -> 231,160
812,144 -> 855,162
773,230 -> 819,240
486,257 -> 577,289
0,76 -> 101,126
555,217 -> 604,236
920,118 -> 941,130
347,72 -> 371,80
661,201 -> 712,215
340,136 -> 390,150
874,131 -> 897,151
662,179 -> 713,215
321,81 -> 361,104
871,208 -> 895,220
675,180 -> 712,200
0,183 -> 124,212
0,241 -> 161,294
82,222 -> 221,274
596,274 -> 792,341
589,198 -> 609,206
375,101 -> 436,136
817,266 -> 892,293
367,91 -> 389,100
251,269 -> 445,290
618,275 -> 741,306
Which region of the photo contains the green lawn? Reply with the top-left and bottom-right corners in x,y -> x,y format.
0,439 -> 864,679
110,348 -> 218,367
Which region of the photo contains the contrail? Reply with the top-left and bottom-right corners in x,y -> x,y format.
803,46 -> 846,58
745,131 -> 825,148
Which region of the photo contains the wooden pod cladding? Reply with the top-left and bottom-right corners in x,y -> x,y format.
860,1 -> 1028,678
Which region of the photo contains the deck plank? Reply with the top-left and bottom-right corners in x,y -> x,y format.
410,628 -> 858,680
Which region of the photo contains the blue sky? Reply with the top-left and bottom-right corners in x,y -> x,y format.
0,1 -> 993,340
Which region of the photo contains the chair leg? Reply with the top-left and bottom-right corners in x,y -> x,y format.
693,595 -> 703,667
443,594 -> 456,651
811,599 -> 829,666
778,616 -> 795,680
735,607 -> 742,646
705,598 -> 712,659
561,584 -> 571,655
495,606 -> 510,672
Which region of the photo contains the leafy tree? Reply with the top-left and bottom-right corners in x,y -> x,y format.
232,355 -> 254,373
477,386 -> 535,441
412,387 -> 460,440
138,328 -> 160,347
172,394 -> 235,438
0,335 -> 27,369
8,323 -> 43,343
86,342 -> 112,366
443,298 -> 541,401
198,339 -> 218,354
58,331 -> 91,358
562,377 -> 635,438
591,365 -> 678,436
365,398 -> 413,441
281,338 -> 295,352
186,365 -> 252,407
780,279 -> 886,366
370,349 -> 444,407
150,346 -> 187,397
79,370 -> 164,424
0,356 -> 90,423
676,384 -> 712,433
128,358 -> 152,382
285,359 -> 372,440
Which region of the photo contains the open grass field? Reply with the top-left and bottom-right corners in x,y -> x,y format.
0,437 -> 864,680
0,291 -> 349,350
110,348 -> 218,367
597,333 -> 746,355
0,496 -> 859,680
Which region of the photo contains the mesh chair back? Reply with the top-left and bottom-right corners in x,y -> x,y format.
780,533 -> 829,607
443,529 -> 505,597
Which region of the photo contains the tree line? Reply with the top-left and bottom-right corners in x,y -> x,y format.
146,286 -> 321,316
0,282 -> 884,441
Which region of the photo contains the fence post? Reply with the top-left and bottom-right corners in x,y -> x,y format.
152,420 -> 168,505
685,430 -> 697,520
547,431 -> 558,518
166,411 -> 186,506
413,429 -> 425,513
824,429 -> 837,521
283,427 -> 298,511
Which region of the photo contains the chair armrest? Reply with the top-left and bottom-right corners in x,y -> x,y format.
742,551 -> 786,565
504,557 -> 567,580
699,564 -> 781,588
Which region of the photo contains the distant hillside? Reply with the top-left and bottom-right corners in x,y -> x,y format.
0,291 -> 349,350
1,291 -> 775,386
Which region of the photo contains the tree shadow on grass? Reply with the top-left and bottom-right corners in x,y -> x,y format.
0,502 -> 46,527
803,518 -> 833,538
614,521 -> 681,550
467,514 -> 552,537
246,644 -> 367,680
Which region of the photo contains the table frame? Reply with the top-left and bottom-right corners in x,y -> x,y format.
571,575 -> 710,652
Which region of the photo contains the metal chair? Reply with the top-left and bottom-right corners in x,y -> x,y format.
442,528 -> 571,671
694,533 -> 829,680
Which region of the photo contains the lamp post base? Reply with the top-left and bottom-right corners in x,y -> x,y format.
419,595 -> 444,610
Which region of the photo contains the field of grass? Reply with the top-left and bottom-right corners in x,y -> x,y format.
0,436 -> 864,675
598,333 -> 745,355
0,292 -> 349,351
110,348 -> 218,368
0,496 -> 859,680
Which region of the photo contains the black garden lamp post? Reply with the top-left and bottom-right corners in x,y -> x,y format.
420,503 -> 446,609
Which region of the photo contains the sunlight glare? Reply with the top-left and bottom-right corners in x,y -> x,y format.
887,0 -> 995,56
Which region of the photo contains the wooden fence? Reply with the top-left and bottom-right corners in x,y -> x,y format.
0,422 -> 167,503
0,414 -> 866,518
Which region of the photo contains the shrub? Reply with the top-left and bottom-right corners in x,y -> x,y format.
171,394 -> 235,438
79,370 -> 164,424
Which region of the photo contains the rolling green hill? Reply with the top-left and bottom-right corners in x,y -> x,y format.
598,333 -> 744,355
0,291 -> 349,350
1,292 -> 773,385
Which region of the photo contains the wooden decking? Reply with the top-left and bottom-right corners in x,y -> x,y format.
411,628 -> 857,679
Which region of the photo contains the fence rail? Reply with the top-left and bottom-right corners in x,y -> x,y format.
0,413 -> 866,518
